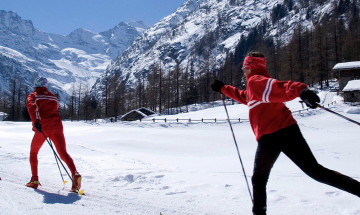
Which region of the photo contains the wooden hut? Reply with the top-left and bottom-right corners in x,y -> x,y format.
342,80 -> 360,103
332,61 -> 360,90
120,107 -> 156,121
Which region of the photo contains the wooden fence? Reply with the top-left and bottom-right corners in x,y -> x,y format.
139,101 -> 337,123
140,118 -> 249,123
292,101 -> 336,115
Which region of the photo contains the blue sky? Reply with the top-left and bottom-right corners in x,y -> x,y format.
0,0 -> 185,35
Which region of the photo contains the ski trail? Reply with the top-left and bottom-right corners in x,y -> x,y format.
1,180 -> 48,215
3,191 -> 23,215
1,170 -> 182,215
29,193 -> 50,215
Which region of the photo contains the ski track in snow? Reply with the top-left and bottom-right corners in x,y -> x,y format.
0,92 -> 360,215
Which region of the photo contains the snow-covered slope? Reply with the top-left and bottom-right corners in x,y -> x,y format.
97,0 -> 341,89
0,10 -> 147,101
0,90 -> 359,214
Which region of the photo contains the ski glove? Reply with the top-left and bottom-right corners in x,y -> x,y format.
211,80 -> 225,93
35,120 -> 42,133
300,89 -> 320,109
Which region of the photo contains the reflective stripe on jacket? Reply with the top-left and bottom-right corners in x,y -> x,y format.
221,71 -> 307,140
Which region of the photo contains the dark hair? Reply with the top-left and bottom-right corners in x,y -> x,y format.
246,51 -> 265,58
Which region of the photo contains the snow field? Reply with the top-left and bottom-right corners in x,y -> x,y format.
0,92 -> 359,214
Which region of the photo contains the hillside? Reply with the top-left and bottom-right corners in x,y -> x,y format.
96,0 -> 341,90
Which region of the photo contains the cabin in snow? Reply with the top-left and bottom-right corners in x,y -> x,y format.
342,80 -> 360,103
332,61 -> 360,91
120,107 -> 156,121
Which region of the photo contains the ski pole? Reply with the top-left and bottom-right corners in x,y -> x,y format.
317,104 -> 360,126
221,94 -> 253,203
40,131 -> 72,182
47,136 -> 68,184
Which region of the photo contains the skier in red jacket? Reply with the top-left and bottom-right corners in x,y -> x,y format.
26,77 -> 81,192
211,51 -> 360,215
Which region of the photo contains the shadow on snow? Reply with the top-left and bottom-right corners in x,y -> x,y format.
34,189 -> 81,204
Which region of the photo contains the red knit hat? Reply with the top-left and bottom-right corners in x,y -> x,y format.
242,56 -> 271,78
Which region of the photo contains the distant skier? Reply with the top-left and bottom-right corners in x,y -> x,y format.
26,77 -> 81,192
211,51 -> 360,215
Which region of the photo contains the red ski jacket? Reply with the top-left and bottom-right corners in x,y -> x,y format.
221,57 -> 307,140
26,87 -> 63,132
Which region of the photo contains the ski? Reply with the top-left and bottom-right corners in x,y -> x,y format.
26,185 -> 86,196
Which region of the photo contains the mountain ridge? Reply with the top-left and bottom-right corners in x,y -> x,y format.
0,10 -> 148,102
95,0 -> 344,94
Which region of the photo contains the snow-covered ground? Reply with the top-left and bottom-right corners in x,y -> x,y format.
0,92 -> 359,215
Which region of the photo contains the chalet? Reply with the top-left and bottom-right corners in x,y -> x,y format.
332,61 -> 360,90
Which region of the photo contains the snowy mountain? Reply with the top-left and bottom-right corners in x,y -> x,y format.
95,0 -> 345,90
0,10 -> 147,101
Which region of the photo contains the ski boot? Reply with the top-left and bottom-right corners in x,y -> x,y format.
26,176 -> 41,189
71,172 -> 82,192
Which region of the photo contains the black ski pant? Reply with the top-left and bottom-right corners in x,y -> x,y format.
252,123 -> 360,215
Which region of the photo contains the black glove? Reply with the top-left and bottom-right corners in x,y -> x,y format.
35,120 -> 42,133
211,80 -> 225,93
300,89 -> 320,109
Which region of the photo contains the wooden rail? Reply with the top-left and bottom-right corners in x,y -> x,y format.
139,101 -> 337,123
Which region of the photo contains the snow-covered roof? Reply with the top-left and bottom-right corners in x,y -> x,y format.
343,80 -> 360,91
120,107 -> 156,121
332,61 -> 360,70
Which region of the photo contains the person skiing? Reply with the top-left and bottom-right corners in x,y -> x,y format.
211,51 -> 360,215
26,77 -> 81,192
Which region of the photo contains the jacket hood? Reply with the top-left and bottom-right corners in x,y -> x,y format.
243,56 -> 271,79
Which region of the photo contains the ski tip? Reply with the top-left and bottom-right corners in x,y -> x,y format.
78,189 -> 85,195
